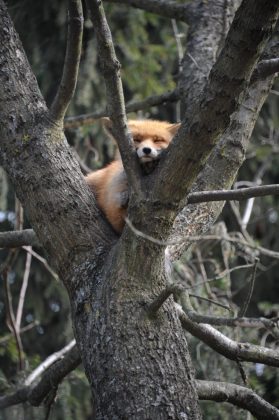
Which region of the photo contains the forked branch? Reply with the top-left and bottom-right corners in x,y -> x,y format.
86,0 -> 142,194
50,0 -> 84,123
153,0 -> 279,204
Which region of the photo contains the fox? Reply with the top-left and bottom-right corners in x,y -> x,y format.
86,119 -> 180,233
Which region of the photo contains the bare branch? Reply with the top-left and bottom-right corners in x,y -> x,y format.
146,284 -> 183,317
15,247 -> 32,330
25,339 -> 76,386
153,0 -> 279,206
22,246 -> 58,281
0,342 -> 80,409
188,184 -> 279,204
179,290 -> 279,331
0,322 -> 37,345
86,0 -> 142,195
50,0 -> 84,123
125,218 -> 279,264
0,229 -> 39,248
196,380 -> 279,420
2,270 -> 25,370
177,305 -> 279,367
64,89 -> 178,129
0,183 -> 278,249
237,258 -> 259,318
251,58 -> 279,82
104,0 -> 191,23
188,294 -> 232,312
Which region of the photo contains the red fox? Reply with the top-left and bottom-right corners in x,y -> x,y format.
86,119 -> 180,233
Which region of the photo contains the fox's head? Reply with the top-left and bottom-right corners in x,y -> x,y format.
103,118 -> 181,164
127,120 -> 180,163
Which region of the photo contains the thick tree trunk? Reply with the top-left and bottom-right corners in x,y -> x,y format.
71,234 -> 201,419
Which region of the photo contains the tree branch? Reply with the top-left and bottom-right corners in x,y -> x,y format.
168,12 -> 277,260
86,0 -> 142,195
0,342 -> 80,409
0,1 -> 113,273
50,0 -> 84,123
188,184 -> 279,204
104,0 -> 191,23
237,257 -> 258,318
178,290 -> 278,330
0,229 -> 39,248
64,89 -> 178,129
177,305 -> 279,368
196,380 -> 279,420
0,183 -> 278,250
251,57 -> 279,82
153,0 -> 279,206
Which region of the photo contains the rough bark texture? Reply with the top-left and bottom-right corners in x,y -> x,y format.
0,1 -> 201,418
1,0 -> 279,418
72,237 -> 200,418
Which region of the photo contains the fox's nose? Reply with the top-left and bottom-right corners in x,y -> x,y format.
143,147 -> 151,155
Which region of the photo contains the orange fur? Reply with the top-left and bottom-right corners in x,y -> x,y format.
86,120 -> 180,233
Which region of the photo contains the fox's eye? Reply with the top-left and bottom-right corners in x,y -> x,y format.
154,137 -> 165,143
133,136 -> 141,143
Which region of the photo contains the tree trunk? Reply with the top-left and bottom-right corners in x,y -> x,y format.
71,234 -> 201,419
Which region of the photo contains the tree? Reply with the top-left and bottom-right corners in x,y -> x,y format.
1,0 -> 279,418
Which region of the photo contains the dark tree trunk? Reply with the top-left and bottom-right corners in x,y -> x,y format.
71,235 -> 201,419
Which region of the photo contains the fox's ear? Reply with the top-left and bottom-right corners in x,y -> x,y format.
168,122 -> 181,135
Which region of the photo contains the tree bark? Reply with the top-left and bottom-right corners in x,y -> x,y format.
0,1 -> 201,417
1,0 -> 279,418
72,237 -> 201,418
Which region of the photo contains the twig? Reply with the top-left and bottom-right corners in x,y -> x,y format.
15,246 -> 32,330
236,359 -> 248,386
187,264 -> 254,290
126,217 -> 279,262
2,270 -> 25,370
196,380 -> 279,420
64,89 -> 178,129
237,258 -> 259,318
22,246 -> 58,281
179,290 -> 277,329
0,322 -> 37,344
86,0 -> 142,195
177,305 -> 279,367
50,0 -> 84,123
188,293 -> 232,312
195,247 -> 213,298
